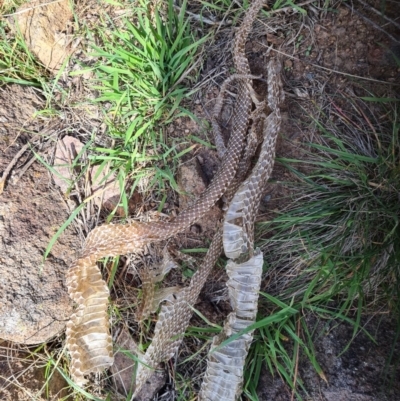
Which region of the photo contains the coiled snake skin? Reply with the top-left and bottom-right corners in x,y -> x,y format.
65,0 -> 283,396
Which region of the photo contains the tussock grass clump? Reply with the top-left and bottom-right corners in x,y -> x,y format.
262,90 -> 400,305
85,0 -> 207,194
244,89 -> 400,399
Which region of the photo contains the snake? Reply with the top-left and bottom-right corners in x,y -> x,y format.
65,0 -> 283,397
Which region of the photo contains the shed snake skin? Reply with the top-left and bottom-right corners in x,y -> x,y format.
65,0 -> 283,397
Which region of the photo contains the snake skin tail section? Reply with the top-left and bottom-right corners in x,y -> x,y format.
65,258 -> 113,385
199,251 -> 263,400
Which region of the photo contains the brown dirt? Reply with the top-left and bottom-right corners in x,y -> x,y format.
257,314 -> 400,401
284,6 -> 399,83
0,340 -> 69,401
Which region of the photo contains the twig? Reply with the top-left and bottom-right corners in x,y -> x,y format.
2,0 -> 65,17
173,4 -> 229,26
260,44 -> 400,85
343,2 -> 400,44
12,155 -> 38,183
0,143 -> 30,195
12,139 -> 54,184
356,0 -> 400,30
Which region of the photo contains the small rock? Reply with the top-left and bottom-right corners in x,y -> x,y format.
0,172 -> 76,344
178,163 -> 207,205
0,85 -> 79,344
190,224 -> 202,234
53,136 -> 121,210
11,0 -> 75,73
284,59 -> 293,69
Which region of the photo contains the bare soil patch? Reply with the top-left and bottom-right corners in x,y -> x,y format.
0,340 -> 68,401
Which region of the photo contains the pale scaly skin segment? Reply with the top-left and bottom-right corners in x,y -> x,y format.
65,0 -> 254,386
66,256 -> 114,384
200,29 -> 284,401
198,251 -> 264,401
133,0 -> 283,397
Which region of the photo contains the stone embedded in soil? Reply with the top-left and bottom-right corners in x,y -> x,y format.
178,163 -> 207,200
0,166 -> 76,344
0,85 -> 78,344
53,135 -> 121,211
11,0 -> 74,72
